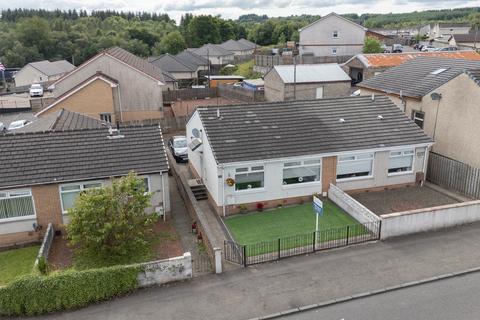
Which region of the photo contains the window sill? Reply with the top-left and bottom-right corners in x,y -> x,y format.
235,188 -> 267,194
388,171 -> 414,177
281,181 -> 321,190
0,215 -> 36,224
336,176 -> 374,183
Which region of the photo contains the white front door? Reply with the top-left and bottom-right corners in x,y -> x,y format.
316,87 -> 324,99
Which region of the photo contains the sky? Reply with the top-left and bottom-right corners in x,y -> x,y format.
1,0 -> 480,23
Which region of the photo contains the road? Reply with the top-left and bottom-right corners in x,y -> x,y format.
36,222 -> 480,320
281,271 -> 480,320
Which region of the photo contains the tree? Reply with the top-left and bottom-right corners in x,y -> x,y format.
66,172 -> 157,267
363,36 -> 383,54
185,15 -> 221,47
153,31 -> 186,55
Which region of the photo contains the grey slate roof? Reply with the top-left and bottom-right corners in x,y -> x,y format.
219,39 -> 250,52
176,50 -> 209,68
193,44 -> 232,57
237,38 -> 257,50
150,54 -> 196,73
196,95 -> 433,164
358,57 -> 480,98
0,125 -> 169,189
29,60 -> 75,76
466,69 -> 480,86
105,47 -> 165,83
451,33 -> 479,43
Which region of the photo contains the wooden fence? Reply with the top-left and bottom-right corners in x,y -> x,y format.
254,54 -> 352,67
163,88 -> 218,102
427,152 -> 480,199
217,83 -> 264,103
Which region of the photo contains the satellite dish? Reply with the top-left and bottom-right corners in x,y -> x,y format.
192,128 -> 200,138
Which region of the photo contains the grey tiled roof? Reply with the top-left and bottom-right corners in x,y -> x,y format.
0,125 -> 169,189
29,60 -> 75,76
451,33 -> 479,43
150,54 -> 196,73
106,47 -> 165,83
466,69 -> 480,86
193,44 -> 232,57
52,109 -> 106,130
358,57 -> 480,98
176,50 -> 209,68
196,95 -> 433,164
237,38 -> 257,50
219,39 -> 251,52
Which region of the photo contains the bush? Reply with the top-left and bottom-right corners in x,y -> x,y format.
36,256 -> 48,275
0,265 -> 140,316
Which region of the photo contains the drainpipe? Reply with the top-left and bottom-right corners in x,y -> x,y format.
117,85 -> 124,122
161,172 -> 166,221
221,167 -> 226,217
422,146 -> 430,186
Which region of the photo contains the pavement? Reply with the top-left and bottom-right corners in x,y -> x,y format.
279,271 -> 480,320
36,221 -> 480,320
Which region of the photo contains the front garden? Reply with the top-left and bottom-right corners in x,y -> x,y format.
225,199 -> 364,245
0,245 -> 39,286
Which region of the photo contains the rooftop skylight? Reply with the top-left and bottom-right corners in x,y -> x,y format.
430,68 -> 448,75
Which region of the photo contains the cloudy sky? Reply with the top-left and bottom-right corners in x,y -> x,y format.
1,0 -> 480,22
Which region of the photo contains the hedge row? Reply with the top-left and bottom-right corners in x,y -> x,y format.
0,265 -> 140,316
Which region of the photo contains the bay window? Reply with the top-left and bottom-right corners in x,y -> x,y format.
235,166 -> 264,191
283,159 -> 321,185
0,189 -> 35,220
388,149 -> 414,174
337,153 -> 374,180
60,182 -> 102,212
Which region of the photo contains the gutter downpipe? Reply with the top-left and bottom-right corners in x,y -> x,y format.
221,167 -> 226,217
161,171 -> 166,222
117,85 -> 124,122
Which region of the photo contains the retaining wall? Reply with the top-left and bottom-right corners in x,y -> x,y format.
381,201 -> 480,239
137,252 -> 192,287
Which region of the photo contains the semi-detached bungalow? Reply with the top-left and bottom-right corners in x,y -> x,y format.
0,125 -> 170,248
186,96 -> 433,216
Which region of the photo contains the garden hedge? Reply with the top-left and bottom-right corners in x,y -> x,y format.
0,265 -> 140,316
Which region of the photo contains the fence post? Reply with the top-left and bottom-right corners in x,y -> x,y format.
346,226 -> 350,245
312,231 -> 316,252
278,238 -> 281,260
243,245 -> 247,267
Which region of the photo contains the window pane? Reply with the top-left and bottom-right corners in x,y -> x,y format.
251,166 -> 264,171
284,161 -> 301,167
389,154 -> 413,173
0,196 -> 35,219
391,151 -> 402,157
235,168 -> 248,173
235,172 -> 264,190
61,191 -> 80,211
339,156 -> 355,161
337,157 -> 373,179
357,153 -> 373,160
142,178 -> 150,192
304,159 -> 320,165
83,183 -> 101,189
61,185 -> 81,192
283,165 -> 320,185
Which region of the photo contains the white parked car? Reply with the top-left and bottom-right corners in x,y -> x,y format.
8,120 -> 31,131
0,122 -> 5,133
29,83 -> 44,97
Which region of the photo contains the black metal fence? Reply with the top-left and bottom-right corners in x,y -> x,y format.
225,221 -> 381,266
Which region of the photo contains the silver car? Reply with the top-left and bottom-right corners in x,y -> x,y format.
169,136 -> 188,162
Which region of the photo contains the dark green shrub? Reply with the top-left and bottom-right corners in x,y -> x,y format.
36,256 -> 48,275
0,265 -> 140,316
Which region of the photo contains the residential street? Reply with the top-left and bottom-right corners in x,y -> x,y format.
281,271 -> 480,320
36,222 -> 480,320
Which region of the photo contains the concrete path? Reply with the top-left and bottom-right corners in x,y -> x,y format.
281,271 -> 480,320
37,222 -> 480,320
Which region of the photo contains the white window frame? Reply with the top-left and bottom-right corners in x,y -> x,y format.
412,110 -> 425,129
331,48 -> 338,55
282,159 -> 322,188
336,153 -> 375,182
100,113 -> 112,123
0,189 -> 36,222
234,165 -> 265,192
388,149 -> 415,176
138,176 -> 151,194
59,181 -> 103,214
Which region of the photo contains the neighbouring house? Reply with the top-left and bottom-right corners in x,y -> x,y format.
431,22 -> 471,39
264,64 -> 351,101
191,44 -> 234,67
46,47 -> 167,122
0,124 -> 170,248
238,38 -> 258,51
448,33 -> 480,50
298,12 -> 367,57
357,57 -> 480,168
344,51 -> 480,83
149,54 -> 199,88
161,70 -> 179,91
186,96 -> 433,215
14,60 -> 75,87
218,39 -> 256,56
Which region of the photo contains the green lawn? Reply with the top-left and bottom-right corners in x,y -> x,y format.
225,200 -> 363,245
0,245 -> 39,286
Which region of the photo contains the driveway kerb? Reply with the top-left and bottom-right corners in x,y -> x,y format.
249,266 -> 480,320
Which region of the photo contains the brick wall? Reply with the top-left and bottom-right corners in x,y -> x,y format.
322,156 -> 337,193
31,184 -> 64,230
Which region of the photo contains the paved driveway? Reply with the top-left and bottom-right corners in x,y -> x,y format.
36,222 -> 480,320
